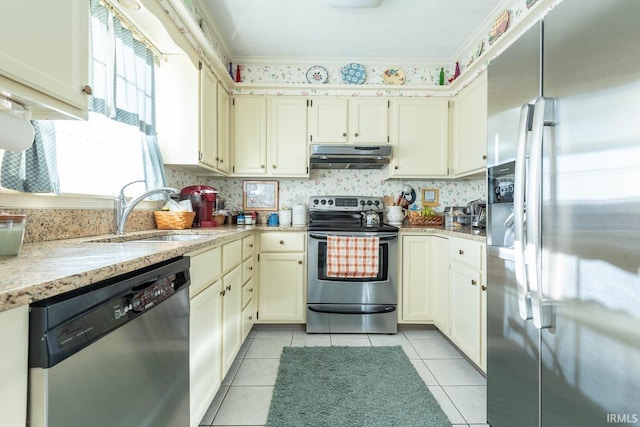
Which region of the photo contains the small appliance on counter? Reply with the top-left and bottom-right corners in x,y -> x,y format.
467,199 -> 487,228
180,185 -> 218,227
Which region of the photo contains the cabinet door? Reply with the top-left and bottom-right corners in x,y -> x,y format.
308,98 -> 348,143
190,281 -> 222,427
388,99 -> 448,177
268,97 -> 309,176
0,0 -> 89,117
0,306 -> 28,427
222,266 -> 242,377
222,239 -> 242,274
232,96 -> 267,175
450,262 -> 482,365
432,237 -> 450,334
258,253 -> 305,322
451,72 -> 487,176
349,98 -> 388,144
481,276 -> 487,373
200,65 -> 218,168
401,236 -> 433,322
216,82 -> 230,174
189,246 -> 222,298
242,290 -> 256,341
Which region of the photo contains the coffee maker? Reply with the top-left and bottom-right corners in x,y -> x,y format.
180,185 -> 218,227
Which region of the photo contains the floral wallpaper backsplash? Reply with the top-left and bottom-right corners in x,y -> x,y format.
165,167 -> 486,213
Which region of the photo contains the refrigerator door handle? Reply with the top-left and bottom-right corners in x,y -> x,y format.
514,103 -> 534,321
527,96 -> 555,330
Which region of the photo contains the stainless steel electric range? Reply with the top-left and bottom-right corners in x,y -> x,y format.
306,196 -> 399,334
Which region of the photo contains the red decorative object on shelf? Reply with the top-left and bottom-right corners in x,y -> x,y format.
235,65 -> 241,83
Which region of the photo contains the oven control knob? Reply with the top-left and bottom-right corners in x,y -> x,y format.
366,200 -> 372,206
313,199 -> 319,205
373,200 -> 380,205
321,199 -> 326,205
328,199 -> 333,205
359,200 -> 365,206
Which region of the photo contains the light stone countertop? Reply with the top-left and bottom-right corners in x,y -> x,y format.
0,223 -> 482,312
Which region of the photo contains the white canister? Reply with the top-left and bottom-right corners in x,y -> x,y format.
279,209 -> 292,226
292,204 -> 307,226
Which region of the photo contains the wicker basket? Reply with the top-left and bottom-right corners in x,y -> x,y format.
406,214 -> 444,226
153,211 -> 196,230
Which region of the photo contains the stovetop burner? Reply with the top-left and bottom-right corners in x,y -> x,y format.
308,196 -> 399,233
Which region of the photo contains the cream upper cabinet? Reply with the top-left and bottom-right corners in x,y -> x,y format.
200,66 -> 218,169
308,98 -> 388,144
231,96 -> 268,175
217,82 -> 230,174
450,72 -> 488,177
386,98 -> 449,178
0,0 -> 89,119
157,57 -> 227,176
267,97 -> 309,177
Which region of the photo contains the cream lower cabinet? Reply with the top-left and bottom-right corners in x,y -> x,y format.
400,235 -> 449,324
258,232 -> 306,322
241,235 -> 256,340
448,237 -> 486,369
386,98 -> 449,178
0,0 -> 89,119
221,265 -> 243,377
188,246 -> 222,427
0,305 -> 29,427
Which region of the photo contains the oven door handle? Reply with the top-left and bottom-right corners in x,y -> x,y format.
308,233 -> 397,241
307,304 -> 397,315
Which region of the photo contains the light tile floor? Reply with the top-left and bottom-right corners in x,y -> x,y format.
199,325 -> 489,427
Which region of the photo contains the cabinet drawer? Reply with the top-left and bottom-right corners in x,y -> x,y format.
243,256 -> 255,284
260,232 -> 306,252
242,235 -> 255,260
242,277 -> 255,309
449,238 -> 483,270
222,239 -> 242,273
189,246 -> 221,297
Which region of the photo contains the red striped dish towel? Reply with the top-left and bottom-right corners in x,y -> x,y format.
326,236 -> 379,278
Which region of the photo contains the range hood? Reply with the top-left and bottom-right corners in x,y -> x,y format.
309,144 -> 392,169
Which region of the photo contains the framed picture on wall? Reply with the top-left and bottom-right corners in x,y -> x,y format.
421,188 -> 439,207
243,180 -> 279,211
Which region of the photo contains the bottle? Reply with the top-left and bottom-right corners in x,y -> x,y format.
439,68 -> 445,85
237,214 -> 245,226
229,62 -> 233,79
454,62 -> 461,79
235,65 -> 241,83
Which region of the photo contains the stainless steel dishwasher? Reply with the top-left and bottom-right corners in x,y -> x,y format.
28,256 -> 191,427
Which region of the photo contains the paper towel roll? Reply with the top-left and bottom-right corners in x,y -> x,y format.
0,111 -> 35,151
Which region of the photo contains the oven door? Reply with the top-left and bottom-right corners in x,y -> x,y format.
307,231 -> 398,305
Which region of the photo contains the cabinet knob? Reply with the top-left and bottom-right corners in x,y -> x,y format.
459,249 -> 464,255
272,164 -> 276,169
248,315 -> 253,320
354,133 -> 359,137
249,288 -> 254,292
394,165 -> 398,170
298,260 -> 303,264
226,285 -> 232,291
342,132 -> 347,137
248,266 -> 253,270
279,240 -> 285,245
249,244 -> 253,248
220,289 -> 226,297
219,158 -> 224,163
481,285 -> 487,291
482,155 -> 487,160
471,279 -> 477,286
82,85 -> 93,95
261,164 -> 265,169
215,156 -> 220,161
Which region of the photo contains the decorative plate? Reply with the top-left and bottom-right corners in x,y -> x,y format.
382,68 -> 406,85
341,63 -> 367,85
306,66 -> 328,84
488,10 -> 510,45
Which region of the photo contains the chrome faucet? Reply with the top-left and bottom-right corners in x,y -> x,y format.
116,180 -> 180,235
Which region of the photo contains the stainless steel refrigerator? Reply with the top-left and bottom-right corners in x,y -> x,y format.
486,1 -> 640,426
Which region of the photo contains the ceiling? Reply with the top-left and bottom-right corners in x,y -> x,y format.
198,0 -> 506,63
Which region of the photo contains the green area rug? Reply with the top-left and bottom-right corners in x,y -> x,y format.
265,346 -> 450,427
